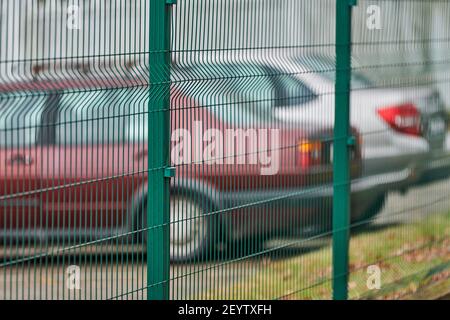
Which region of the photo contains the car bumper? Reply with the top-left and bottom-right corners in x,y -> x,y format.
362,142 -> 428,192
415,149 -> 450,185
218,168 -> 413,239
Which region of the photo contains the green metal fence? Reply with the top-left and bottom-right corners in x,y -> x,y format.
0,0 -> 449,300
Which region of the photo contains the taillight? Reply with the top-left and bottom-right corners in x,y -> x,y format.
297,139 -> 322,167
377,103 -> 421,136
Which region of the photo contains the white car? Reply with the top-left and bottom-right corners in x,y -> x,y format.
266,55 -> 448,219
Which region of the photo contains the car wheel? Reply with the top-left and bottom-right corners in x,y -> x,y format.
358,194 -> 386,224
139,195 -> 213,262
169,195 -> 211,262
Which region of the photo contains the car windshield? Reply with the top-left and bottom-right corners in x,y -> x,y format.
262,65 -> 317,107
173,63 -> 274,124
173,62 -> 317,124
0,94 -> 46,147
295,56 -> 373,88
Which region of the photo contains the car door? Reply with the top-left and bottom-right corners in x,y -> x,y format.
41,88 -> 147,240
0,95 -> 45,233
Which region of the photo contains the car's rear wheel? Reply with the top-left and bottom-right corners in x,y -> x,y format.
140,195 -> 213,262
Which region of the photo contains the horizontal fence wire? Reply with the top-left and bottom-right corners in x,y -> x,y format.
0,0 -> 449,300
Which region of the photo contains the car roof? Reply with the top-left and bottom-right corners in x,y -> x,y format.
0,60 -> 273,94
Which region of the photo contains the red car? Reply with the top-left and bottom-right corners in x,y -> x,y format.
0,62 -> 367,261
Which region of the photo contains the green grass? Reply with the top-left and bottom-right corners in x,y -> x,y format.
199,212 -> 450,300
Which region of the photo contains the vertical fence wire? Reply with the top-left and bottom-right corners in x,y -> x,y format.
332,0 -> 353,300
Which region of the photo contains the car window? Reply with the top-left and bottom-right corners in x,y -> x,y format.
174,63 -> 275,124
55,88 -> 148,144
173,62 -> 316,124
264,67 -> 317,107
0,95 -> 46,147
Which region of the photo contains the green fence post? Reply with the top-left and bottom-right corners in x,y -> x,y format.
333,0 -> 355,300
147,0 -> 172,300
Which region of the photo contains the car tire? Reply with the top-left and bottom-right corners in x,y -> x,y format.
139,195 -> 215,263
358,194 -> 386,224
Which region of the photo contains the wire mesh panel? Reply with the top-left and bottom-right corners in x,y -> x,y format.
0,0 -> 151,300
167,0 -> 352,300
346,0 -> 450,299
0,0 -> 449,301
